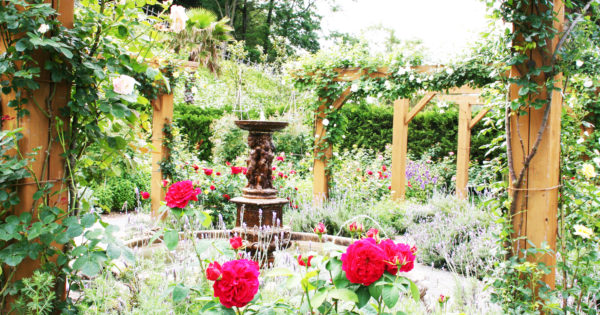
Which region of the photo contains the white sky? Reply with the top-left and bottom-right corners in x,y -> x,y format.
317,0 -> 490,63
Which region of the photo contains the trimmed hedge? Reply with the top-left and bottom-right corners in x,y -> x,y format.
338,103 -> 499,162
174,104 -> 225,161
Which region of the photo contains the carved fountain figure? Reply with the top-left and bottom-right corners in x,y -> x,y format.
230,120 -> 290,263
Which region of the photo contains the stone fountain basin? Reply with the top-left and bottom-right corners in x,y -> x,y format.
234,120 -> 289,132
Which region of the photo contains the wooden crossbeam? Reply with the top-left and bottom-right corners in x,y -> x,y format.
469,107 -> 491,129
405,92 -> 437,124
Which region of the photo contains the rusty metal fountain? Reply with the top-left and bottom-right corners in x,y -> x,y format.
229,120 -> 291,263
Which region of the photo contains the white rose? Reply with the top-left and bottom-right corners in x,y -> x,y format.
416,78 -> 422,83
38,24 -> 49,34
191,86 -> 198,94
350,83 -> 359,92
584,80 -> 593,88
113,74 -> 137,95
576,60 -> 584,68
409,75 -> 415,81
384,80 -> 392,90
577,137 -> 585,144
446,68 -> 454,75
322,118 -> 329,126
366,96 -> 376,104
170,5 -> 188,33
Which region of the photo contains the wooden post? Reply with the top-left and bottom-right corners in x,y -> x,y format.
391,99 -> 410,201
0,0 -> 74,307
312,88 -> 351,203
151,93 -> 174,218
509,0 -> 563,288
456,102 -> 471,199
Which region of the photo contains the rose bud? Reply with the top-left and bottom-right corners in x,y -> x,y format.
229,236 -> 243,250
297,255 -> 313,267
348,222 -> 358,233
206,261 -> 222,281
313,222 -> 326,234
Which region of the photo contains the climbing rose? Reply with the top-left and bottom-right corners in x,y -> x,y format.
203,168 -> 213,176
206,261 -> 222,281
112,74 -> 136,95
213,259 -> 260,308
141,191 -> 150,199
169,5 -> 188,33
165,180 -> 201,209
298,255 -> 313,267
341,238 -> 386,286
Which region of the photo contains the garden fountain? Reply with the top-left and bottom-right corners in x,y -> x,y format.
229,120 -> 291,263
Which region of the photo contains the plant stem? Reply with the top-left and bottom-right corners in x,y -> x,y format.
377,295 -> 384,315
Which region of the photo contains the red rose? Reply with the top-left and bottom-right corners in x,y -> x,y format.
298,255 -> 313,267
382,165 -> 387,172
367,170 -> 373,175
290,170 -> 296,175
341,238 -> 386,286
242,167 -> 247,175
216,171 -> 221,176
272,166 -> 276,171
313,222 -> 326,234
366,228 -> 379,238
231,166 -> 243,175
223,194 -> 230,200
276,156 -> 284,161
229,236 -> 243,250
203,168 -> 213,176
193,164 -> 199,171
278,172 -> 284,178
206,261 -> 222,281
162,179 -> 169,188
388,185 -> 392,190
294,187 -> 298,191
396,243 -> 416,272
210,185 -> 216,191
226,161 -> 231,166
141,191 -> 150,199
165,180 -> 201,209
213,259 -> 260,308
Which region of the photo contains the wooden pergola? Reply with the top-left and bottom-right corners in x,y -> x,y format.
310,66 -> 489,202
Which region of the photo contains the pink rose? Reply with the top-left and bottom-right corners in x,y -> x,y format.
112,74 -> 136,95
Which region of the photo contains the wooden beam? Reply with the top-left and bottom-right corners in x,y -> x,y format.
455,102 -> 471,199
405,92 -> 436,124
469,107 -> 490,129
435,94 -> 483,105
151,93 -> 174,219
391,99 -> 410,201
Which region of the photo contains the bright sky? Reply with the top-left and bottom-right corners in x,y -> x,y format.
318,0 -> 490,63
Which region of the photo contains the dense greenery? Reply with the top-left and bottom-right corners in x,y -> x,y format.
338,103 -> 501,162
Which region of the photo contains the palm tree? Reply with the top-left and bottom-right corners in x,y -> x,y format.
170,8 -> 233,74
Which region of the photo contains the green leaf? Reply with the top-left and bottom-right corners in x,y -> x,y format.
106,243 -> 121,259
356,285 -> 371,308
172,284 -> 189,303
408,279 -> 420,302
164,229 -> 179,251
81,213 -> 96,228
329,288 -> 358,303
382,285 -> 399,308
311,289 -> 327,309
368,280 -> 383,300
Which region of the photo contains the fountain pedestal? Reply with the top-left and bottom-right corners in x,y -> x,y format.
229,120 -> 291,264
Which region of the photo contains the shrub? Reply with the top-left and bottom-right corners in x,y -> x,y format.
174,104 -> 225,161
94,172 -> 149,212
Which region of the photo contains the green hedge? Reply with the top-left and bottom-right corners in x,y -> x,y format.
94,172 -> 149,212
174,103 -> 291,161
338,103 -> 499,162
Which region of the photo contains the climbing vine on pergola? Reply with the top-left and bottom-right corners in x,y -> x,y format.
292,53 -> 500,201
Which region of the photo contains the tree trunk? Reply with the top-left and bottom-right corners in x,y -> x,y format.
263,0 -> 275,55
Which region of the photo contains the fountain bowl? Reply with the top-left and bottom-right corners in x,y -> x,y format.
234,120 -> 289,132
